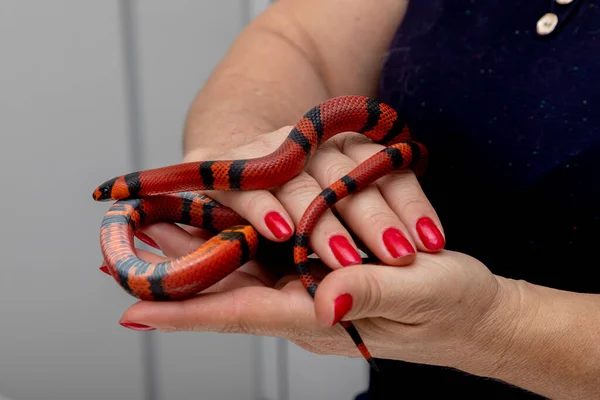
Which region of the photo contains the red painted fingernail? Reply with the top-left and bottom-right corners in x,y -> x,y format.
120,321 -> 156,331
332,293 -> 353,326
416,217 -> 445,250
382,228 -> 415,258
264,211 -> 292,239
99,264 -> 110,275
135,232 -> 159,249
329,236 -> 362,266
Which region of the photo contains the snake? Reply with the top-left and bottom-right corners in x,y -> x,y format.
92,95 -> 428,372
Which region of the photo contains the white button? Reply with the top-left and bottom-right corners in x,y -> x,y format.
536,12 -> 558,35
556,0 -> 574,4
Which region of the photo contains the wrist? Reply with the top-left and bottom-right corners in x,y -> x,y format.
461,276 -> 600,398
461,277 -> 539,378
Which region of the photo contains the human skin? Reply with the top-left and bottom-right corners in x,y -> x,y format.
114,1 -> 600,398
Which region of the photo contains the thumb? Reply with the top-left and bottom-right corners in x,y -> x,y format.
313,263 -> 422,326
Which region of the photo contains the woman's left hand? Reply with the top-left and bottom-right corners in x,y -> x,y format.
118,232 -> 516,376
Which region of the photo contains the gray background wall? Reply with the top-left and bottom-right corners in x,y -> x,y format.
0,1 -> 368,399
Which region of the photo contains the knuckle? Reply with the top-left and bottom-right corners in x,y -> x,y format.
336,133 -> 384,160
361,268 -> 385,312
389,191 -> 428,214
219,191 -> 275,222
224,292 -> 253,335
361,204 -> 398,226
276,172 -> 319,201
319,160 -> 353,184
218,292 -> 251,334
178,301 -> 201,332
242,191 -> 272,214
334,131 -> 371,151
384,171 -> 420,194
345,132 -> 373,146
326,131 -> 353,148
381,175 -> 430,211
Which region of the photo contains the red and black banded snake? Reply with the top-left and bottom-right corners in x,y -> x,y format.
92,95 -> 428,371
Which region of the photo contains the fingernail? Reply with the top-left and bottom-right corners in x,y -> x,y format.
332,293 -> 353,325
120,321 -> 156,331
264,211 -> 292,239
382,228 -> 415,258
136,232 -> 159,249
416,217 -> 445,250
99,264 -> 110,275
329,236 -> 362,266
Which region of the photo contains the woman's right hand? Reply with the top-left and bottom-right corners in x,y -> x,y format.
182,125 -> 446,271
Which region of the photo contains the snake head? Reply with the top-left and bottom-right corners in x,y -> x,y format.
92,177 -> 117,201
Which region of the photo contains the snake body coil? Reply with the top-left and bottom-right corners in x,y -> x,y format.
93,95 -> 428,371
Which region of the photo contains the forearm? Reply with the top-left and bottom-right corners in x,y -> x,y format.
182,0 -> 407,159
469,278 -> 600,399
182,12 -> 329,158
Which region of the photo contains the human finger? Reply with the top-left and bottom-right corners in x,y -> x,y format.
184,128 -> 296,243
119,285 -> 319,336
306,138 -> 417,266
340,135 -> 445,252
273,170 -> 363,269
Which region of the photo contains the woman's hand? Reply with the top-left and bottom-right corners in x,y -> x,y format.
116,225 -> 600,400
183,126 -> 445,271
118,231 -> 506,374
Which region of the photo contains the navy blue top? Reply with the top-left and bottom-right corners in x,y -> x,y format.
364,1 -> 599,398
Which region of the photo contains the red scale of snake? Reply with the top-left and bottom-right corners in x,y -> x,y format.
93,96 -> 428,371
